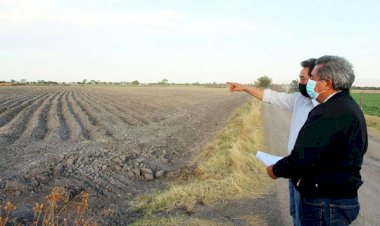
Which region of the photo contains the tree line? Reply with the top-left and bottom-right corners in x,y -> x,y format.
2,77 -> 378,90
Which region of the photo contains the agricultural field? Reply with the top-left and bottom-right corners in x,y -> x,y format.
0,86 -> 249,224
350,92 -> 380,117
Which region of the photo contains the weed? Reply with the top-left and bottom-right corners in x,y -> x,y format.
1,187 -> 96,226
131,99 -> 272,224
0,202 -> 17,226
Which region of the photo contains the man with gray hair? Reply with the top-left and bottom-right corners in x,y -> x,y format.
267,55 -> 368,226
228,58 -> 317,226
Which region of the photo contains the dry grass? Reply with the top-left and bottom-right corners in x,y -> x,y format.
131,99 -> 272,224
365,114 -> 380,132
132,216 -> 234,226
0,202 -> 17,226
125,214 -> 266,226
1,187 -> 96,226
0,83 -> 14,86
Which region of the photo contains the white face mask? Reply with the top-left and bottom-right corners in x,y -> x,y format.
306,79 -> 327,100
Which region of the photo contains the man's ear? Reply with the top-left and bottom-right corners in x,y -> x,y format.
325,79 -> 334,89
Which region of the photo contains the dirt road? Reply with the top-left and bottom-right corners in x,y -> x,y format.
262,103 -> 380,226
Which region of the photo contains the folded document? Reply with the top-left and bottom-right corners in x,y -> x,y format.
255,151 -> 284,166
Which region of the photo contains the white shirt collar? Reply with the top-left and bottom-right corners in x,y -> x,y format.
323,90 -> 342,103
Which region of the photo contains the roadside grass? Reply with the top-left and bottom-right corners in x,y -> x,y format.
131,216 -> 235,226
130,215 -> 265,226
350,92 -> 380,132
351,93 -> 380,117
130,99 -> 272,225
365,114 -> 380,132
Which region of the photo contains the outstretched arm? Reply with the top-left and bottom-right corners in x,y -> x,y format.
227,82 -> 264,101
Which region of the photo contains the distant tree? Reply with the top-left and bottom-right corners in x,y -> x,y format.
131,80 -> 139,86
289,80 -> 299,93
10,79 -> 16,83
254,76 -> 272,88
20,79 -> 27,84
161,79 -> 169,85
46,81 -> 58,85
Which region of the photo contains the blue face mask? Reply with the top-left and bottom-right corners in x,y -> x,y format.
306,79 -> 322,99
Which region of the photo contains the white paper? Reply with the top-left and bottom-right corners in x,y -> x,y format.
255,151 -> 284,166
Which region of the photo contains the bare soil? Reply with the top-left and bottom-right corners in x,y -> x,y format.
4,87 -> 377,225
0,86 -> 249,224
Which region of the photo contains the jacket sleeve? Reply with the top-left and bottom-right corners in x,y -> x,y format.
272,111 -> 338,178
262,89 -> 298,112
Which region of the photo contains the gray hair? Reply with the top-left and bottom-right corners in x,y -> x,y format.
315,55 -> 355,90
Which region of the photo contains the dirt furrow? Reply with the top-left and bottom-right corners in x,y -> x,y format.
14,92 -> 57,142
98,95 -> 151,125
62,89 -> 90,141
71,91 -> 97,126
56,91 -> 71,140
0,93 -> 48,128
0,94 -> 35,108
0,94 -> 49,146
30,92 -> 61,141
94,88 -> 183,125
65,90 -> 91,140
40,91 -> 66,142
74,91 -> 117,136
7,94 -> 42,108
0,86 -> 256,225
71,91 -> 115,142
78,92 -> 127,138
84,92 -> 144,126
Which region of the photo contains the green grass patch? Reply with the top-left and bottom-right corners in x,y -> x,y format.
351,93 -> 380,117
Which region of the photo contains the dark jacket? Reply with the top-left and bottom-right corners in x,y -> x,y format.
273,90 -> 368,199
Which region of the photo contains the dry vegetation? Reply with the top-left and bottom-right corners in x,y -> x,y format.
0,86 -> 250,224
1,95 -> 270,225
131,100 -> 272,225
365,114 -> 380,132
1,187 -> 96,226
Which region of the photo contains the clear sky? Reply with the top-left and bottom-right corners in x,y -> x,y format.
1,0 -> 379,86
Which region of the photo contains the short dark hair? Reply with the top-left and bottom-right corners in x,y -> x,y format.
300,58 -> 317,77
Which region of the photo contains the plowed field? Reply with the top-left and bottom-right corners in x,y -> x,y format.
0,86 -> 249,224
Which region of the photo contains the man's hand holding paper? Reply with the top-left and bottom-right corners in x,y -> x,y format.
255,151 -> 283,166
